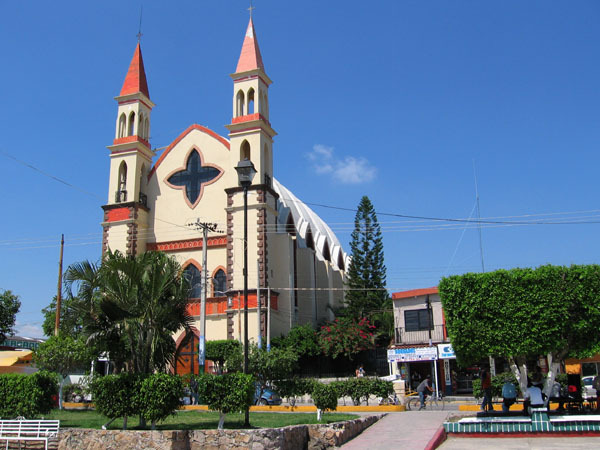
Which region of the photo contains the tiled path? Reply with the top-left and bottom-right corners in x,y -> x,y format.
341,411 -> 451,450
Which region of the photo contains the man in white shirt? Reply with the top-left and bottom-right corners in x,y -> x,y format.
523,385 -> 544,415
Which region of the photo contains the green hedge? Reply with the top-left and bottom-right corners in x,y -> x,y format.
0,371 -> 58,418
473,372 -> 522,399
91,373 -> 183,426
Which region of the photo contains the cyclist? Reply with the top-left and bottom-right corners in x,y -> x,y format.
417,375 -> 434,410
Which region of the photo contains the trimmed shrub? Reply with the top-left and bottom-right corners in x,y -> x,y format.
90,373 -> 140,421
137,373 -> 184,424
198,372 -> 254,414
311,382 -> 338,418
0,371 -> 58,418
274,377 -> 316,405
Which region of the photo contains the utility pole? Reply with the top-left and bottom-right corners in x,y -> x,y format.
188,220 -> 218,374
267,287 -> 271,351
54,234 -> 64,336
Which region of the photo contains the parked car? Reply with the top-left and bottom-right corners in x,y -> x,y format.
254,386 -> 282,405
582,376 -> 597,400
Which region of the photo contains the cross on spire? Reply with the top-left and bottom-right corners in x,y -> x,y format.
248,0 -> 255,18
137,5 -> 143,42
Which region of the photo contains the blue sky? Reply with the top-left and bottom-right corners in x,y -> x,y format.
1,1 -> 599,338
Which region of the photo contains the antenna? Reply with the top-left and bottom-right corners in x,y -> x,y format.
137,5 -> 143,42
473,160 -> 485,272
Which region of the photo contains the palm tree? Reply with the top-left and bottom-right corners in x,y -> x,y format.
65,250 -> 192,375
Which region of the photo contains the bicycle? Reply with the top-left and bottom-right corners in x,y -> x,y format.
378,392 -> 399,406
406,390 -> 445,411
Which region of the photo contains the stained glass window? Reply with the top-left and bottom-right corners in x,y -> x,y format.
184,265 -> 202,298
168,150 -> 221,205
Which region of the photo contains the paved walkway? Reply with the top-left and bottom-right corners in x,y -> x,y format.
341,411 -> 452,450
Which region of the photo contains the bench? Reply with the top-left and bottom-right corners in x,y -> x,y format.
0,418 -> 60,450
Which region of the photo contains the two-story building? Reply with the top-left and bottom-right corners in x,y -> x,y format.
389,287 -> 475,395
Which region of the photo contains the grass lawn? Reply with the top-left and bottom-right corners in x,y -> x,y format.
45,409 -> 358,430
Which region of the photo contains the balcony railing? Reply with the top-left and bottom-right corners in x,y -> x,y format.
395,324 -> 446,345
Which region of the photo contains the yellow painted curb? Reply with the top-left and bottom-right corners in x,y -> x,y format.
180,405 -> 209,411
337,405 -> 405,412
250,405 -> 316,412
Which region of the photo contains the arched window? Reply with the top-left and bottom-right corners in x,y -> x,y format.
236,90 -> 245,117
240,140 -> 250,161
213,269 -> 226,296
306,227 -> 315,250
337,253 -> 345,271
247,88 -> 255,115
322,240 -> 331,262
263,92 -> 269,117
117,161 -> 127,202
118,113 -> 126,138
144,118 -> 149,140
183,264 -> 202,298
286,213 -> 296,236
128,112 -> 136,136
138,113 -> 144,138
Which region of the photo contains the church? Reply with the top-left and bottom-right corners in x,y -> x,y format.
100,18 -> 348,374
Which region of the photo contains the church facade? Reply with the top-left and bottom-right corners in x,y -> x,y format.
100,19 -> 348,374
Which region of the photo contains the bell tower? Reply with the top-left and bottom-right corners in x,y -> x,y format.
226,17 -> 276,188
102,42 -> 154,256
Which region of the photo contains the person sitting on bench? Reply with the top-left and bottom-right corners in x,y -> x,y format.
502,379 -> 517,413
523,383 -> 544,415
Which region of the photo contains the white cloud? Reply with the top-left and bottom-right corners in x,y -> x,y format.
306,144 -> 376,184
14,321 -> 45,338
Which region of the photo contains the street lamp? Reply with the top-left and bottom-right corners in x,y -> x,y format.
235,158 -> 256,427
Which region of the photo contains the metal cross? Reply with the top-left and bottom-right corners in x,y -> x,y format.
248,0 -> 255,18
137,5 -> 143,42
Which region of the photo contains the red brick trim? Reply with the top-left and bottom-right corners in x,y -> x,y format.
148,124 -> 230,180
231,113 -> 271,126
106,208 -> 131,222
147,236 -> 227,252
112,136 -> 150,147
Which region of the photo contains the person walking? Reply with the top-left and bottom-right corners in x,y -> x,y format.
480,368 -> 493,413
417,375 -> 434,410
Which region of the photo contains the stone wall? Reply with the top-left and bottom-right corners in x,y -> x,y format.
58,415 -> 381,450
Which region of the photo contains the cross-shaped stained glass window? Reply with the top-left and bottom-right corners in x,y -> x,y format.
167,149 -> 221,206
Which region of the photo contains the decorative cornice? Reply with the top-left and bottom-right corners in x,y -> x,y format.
147,236 -> 227,252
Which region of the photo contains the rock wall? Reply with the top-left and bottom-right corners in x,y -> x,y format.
57,415 -> 381,450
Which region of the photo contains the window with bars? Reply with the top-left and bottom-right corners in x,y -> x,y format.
404,308 -> 433,332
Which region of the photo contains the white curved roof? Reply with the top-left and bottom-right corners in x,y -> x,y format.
273,178 -> 348,272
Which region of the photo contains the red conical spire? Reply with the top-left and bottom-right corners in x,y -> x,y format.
235,18 -> 264,73
120,43 -> 150,98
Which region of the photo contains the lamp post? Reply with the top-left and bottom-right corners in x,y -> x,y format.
235,158 -> 256,428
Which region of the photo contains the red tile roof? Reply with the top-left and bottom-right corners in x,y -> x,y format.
391,287 -> 438,300
235,18 -> 264,73
120,43 -> 150,98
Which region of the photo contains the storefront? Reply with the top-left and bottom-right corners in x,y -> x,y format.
387,346 -> 441,395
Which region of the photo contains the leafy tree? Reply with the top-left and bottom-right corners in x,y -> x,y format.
311,382 -> 338,421
197,372 -> 255,430
0,372 -> 58,418
0,289 -> 21,341
90,373 -> 140,429
205,340 -> 242,374
41,295 -> 85,338
65,250 -> 192,375
440,265 -> 600,395
345,196 -> 387,319
318,317 -> 375,360
138,373 -> 183,428
224,344 -> 298,403
34,334 -> 94,409
271,323 -> 321,358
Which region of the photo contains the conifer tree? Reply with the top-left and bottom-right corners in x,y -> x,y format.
345,196 -> 387,318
